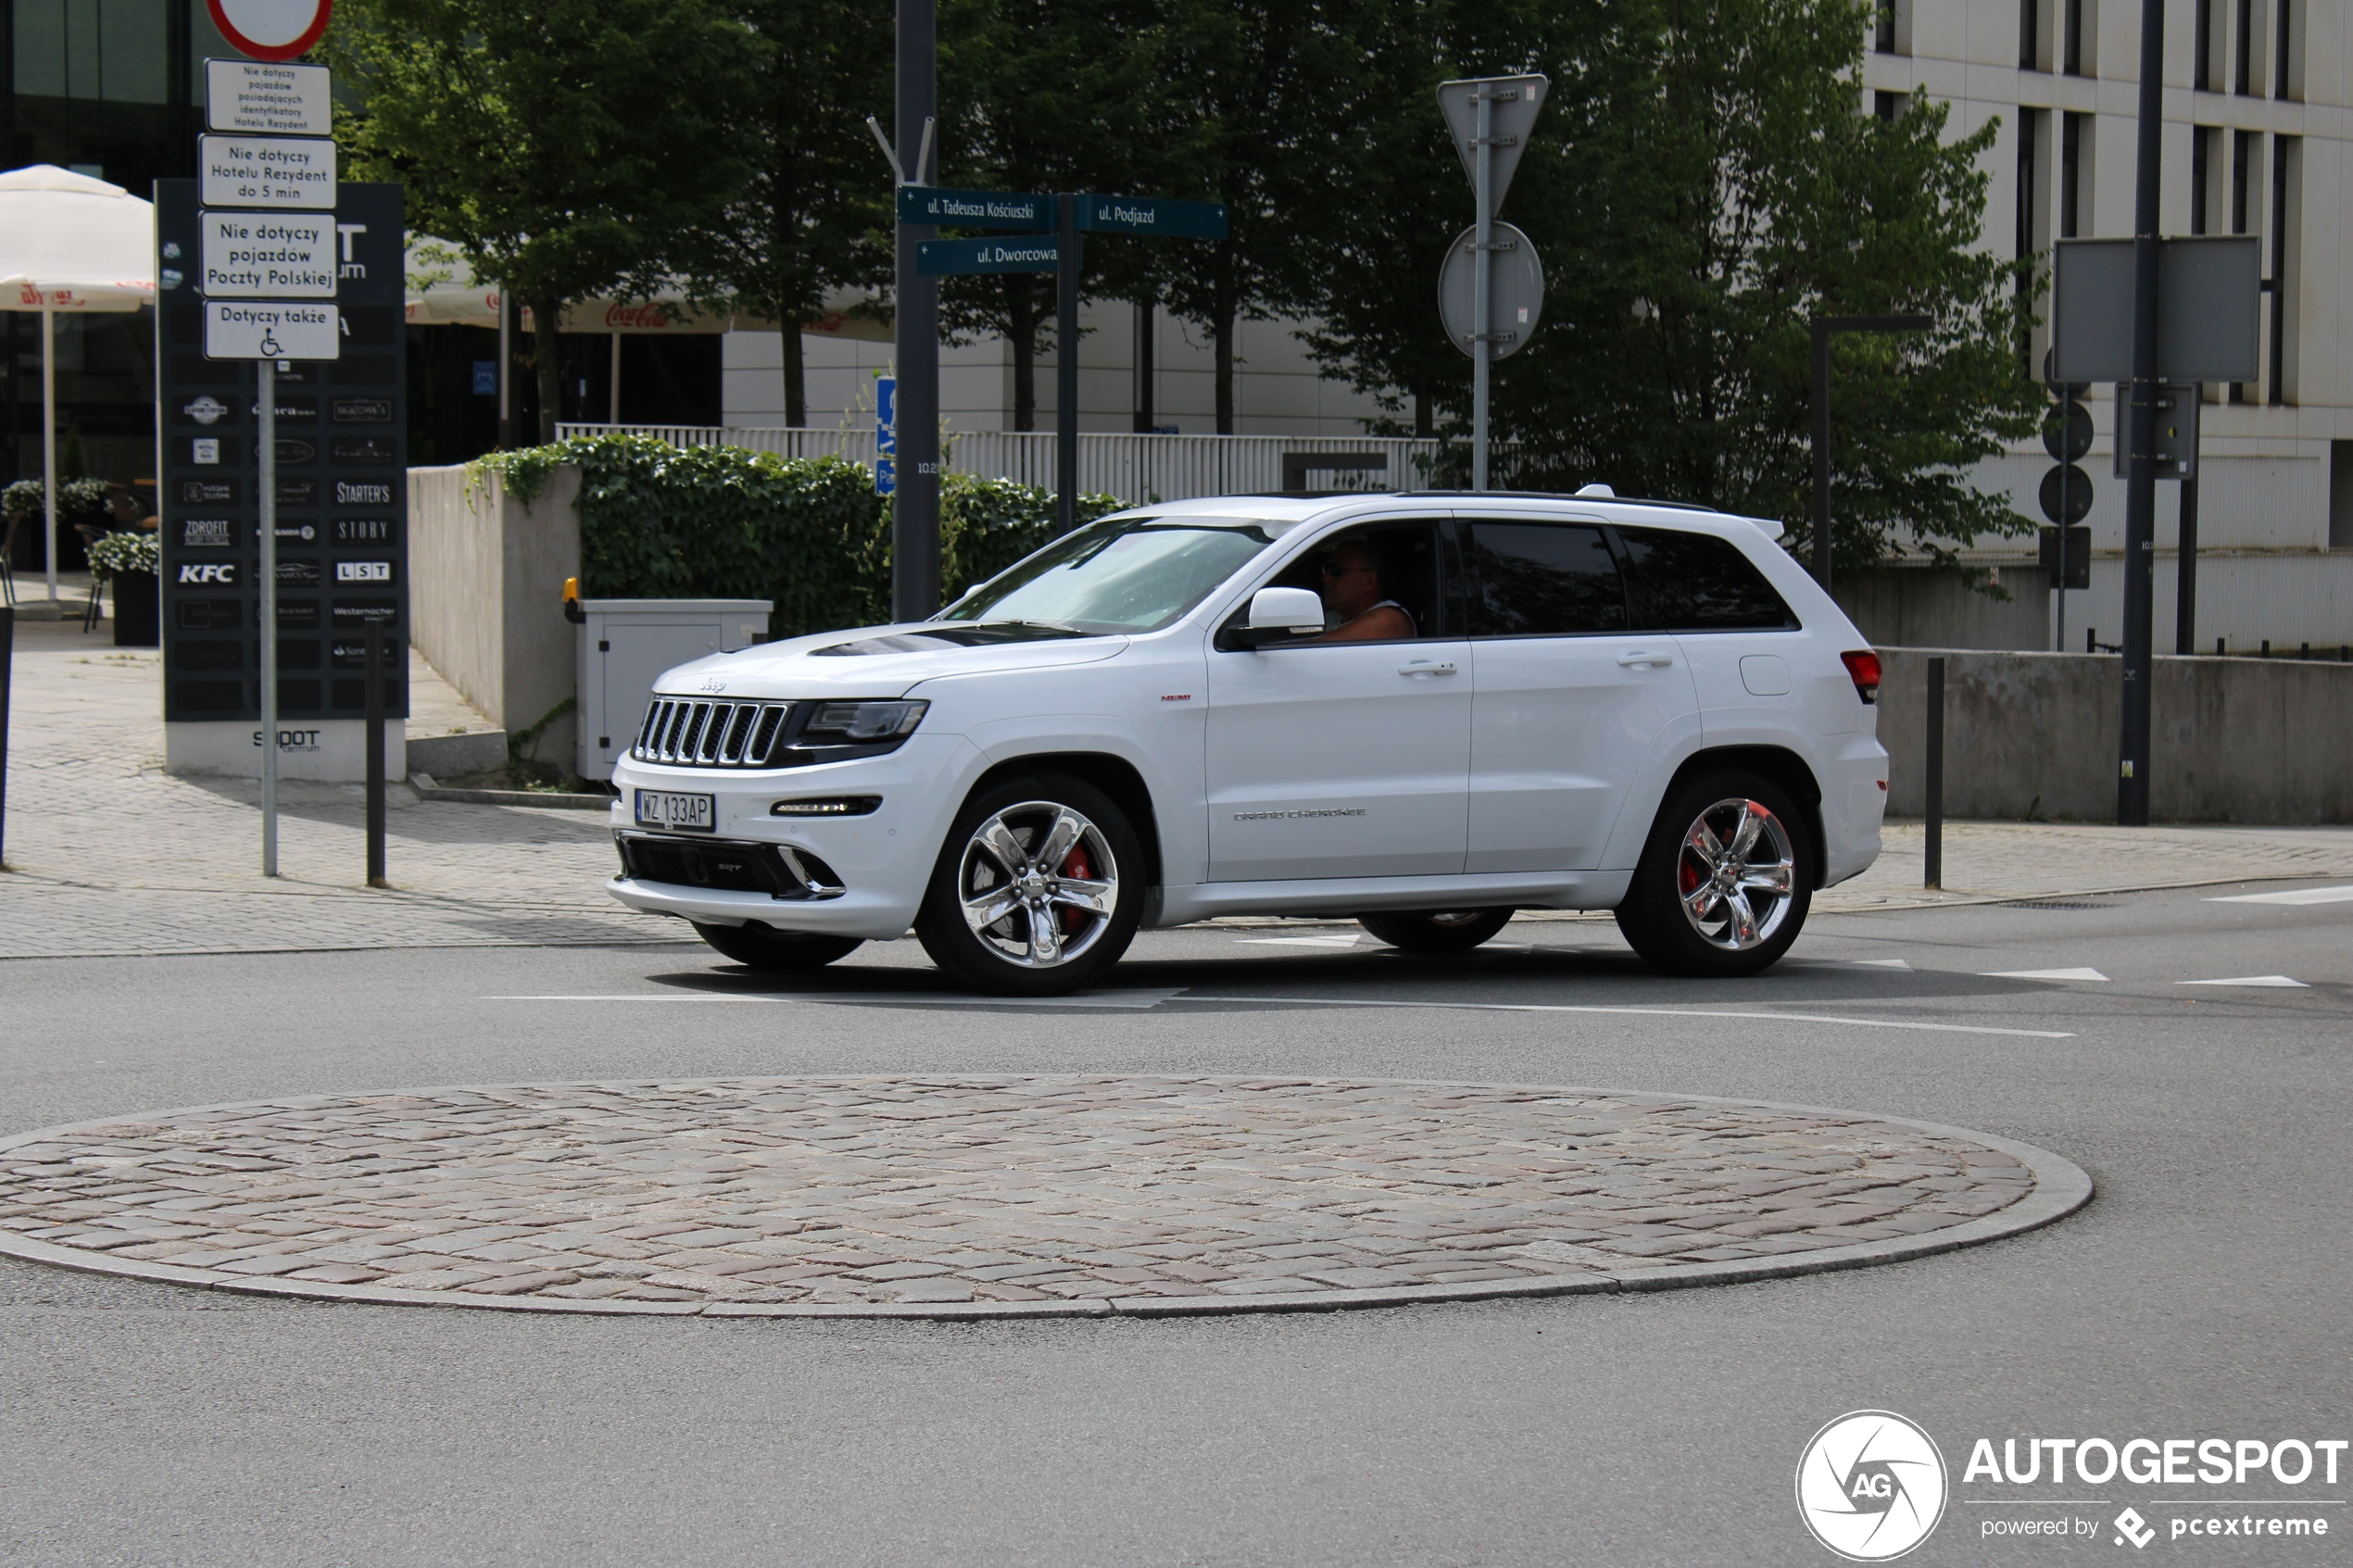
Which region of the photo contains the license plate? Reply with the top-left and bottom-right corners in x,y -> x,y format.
635,790 -> 715,833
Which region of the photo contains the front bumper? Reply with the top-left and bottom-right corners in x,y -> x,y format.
601,734 -> 971,937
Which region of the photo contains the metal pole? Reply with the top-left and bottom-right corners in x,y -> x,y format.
1811,320 -> 1831,589
259,358 -> 278,877
0,605 -> 12,865
1056,194 -> 1079,535
1470,89 -> 1492,492
497,293 -> 512,449
1924,655 -> 1945,889
2174,468 -> 2198,654
1132,299 -> 1153,433
2055,452 -> 2068,653
892,0 -> 940,622
2117,0 -> 2164,826
41,306 -> 57,605
365,623 -> 386,887
609,332 -> 622,426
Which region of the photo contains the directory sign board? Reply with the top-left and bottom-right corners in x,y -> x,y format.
157,180 -> 409,725
198,133 -> 336,208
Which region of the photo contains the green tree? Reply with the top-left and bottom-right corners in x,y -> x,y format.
1145,0 -> 1358,433
679,0 -> 894,427
1482,0 -> 2042,573
323,0 -> 753,442
936,0 -> 1162,431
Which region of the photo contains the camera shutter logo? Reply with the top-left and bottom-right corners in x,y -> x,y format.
1795,1411 -> 1947,1561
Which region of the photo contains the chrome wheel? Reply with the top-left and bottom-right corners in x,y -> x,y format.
1675,797 -> 1796,951
957,800 -> 1121,969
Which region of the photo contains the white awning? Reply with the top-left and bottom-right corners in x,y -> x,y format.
0,165 -> 156,312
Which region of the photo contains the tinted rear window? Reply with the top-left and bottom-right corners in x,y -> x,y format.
1465,521 -> 1627,635
1617,526 -> 1798,631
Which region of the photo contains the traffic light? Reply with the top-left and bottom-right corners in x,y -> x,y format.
2040,351 -> 2091,590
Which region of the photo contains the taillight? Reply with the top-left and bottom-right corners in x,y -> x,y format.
1840,649 -> 1881,704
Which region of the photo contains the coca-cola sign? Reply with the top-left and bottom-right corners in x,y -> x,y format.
604,302 -> 676,330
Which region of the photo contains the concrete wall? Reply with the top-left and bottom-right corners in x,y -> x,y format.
409,464 -> 582,766
1875,647 -> 2353,823
1835,566 -> 2054,651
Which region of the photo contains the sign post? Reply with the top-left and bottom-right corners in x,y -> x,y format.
1437,76 -> 1547,491
904,185 -> 1226,538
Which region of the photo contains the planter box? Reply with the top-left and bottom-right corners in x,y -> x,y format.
110,570 -> 158,646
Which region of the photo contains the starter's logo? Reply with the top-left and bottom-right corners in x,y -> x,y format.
1796,1411 -> 1948,1561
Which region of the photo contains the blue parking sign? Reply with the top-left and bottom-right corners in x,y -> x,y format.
875,376 -> 896,430
875,457 -> 896,496
472,360 -> 497,395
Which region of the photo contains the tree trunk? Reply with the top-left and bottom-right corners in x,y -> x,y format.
784,325 -> 805,427
528,295 -> 564,445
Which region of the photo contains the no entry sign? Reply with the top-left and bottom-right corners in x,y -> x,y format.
207,0 -> 333,62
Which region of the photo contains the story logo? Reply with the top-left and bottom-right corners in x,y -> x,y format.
1796,1411 -> 1948,1561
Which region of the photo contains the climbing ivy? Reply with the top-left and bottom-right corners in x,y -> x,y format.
471,434 -> 1121,639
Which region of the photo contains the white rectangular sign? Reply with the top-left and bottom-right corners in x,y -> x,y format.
199,133 -> 336,210
205,59 -> 332,136
205,300 -> 341,361
199,210 -> 336,297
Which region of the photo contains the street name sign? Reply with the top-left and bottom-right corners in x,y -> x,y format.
1438,221 -> 1543,359
199,210 -> 336,296
897,185 -> 1052,231
205,299 -> 341,359
1437,75 -> 1549,215
205,59 -> 331,134
1077,194 -> 1228,239
918,236 -> 1065,276
199,133 -> 336,209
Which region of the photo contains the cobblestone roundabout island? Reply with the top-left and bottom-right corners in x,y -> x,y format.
0,1077 -> 2090,1318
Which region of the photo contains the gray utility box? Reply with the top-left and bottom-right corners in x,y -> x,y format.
576,598 -> 773,782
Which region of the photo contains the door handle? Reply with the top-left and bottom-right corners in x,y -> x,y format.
1398,659 -> 1458,676
1617,650 -> 1674,668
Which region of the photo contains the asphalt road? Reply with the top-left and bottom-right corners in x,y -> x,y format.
2,882 -> 2347,1566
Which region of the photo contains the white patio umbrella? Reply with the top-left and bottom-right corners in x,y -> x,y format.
0,165 -> 155,607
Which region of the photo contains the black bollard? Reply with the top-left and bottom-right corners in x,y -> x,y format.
365,624 -> 387,887
1924,656 -> 1944,891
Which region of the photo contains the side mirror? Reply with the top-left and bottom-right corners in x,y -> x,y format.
1225,586 -> 1326,649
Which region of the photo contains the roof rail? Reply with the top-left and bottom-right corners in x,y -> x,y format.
1395,489 -> 1720,513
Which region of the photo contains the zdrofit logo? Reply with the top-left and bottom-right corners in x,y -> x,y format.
1796,1411 -> 1949,1562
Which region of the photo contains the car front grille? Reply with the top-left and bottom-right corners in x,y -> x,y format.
614,834 -> 845,899
632,698 -> 790,767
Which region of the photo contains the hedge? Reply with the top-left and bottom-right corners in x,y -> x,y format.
473,434 -> 1123,640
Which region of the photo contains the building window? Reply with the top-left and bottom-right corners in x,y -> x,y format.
2274,0 -> 2295,98
2331,443 -> 2353,550
2268,136 -> 2295,406
2060,113 -> 2087,238
2194,0 -> 2216,89
2063,0 -> 2086,74
2020,0 -> 2041,69
1875,0 -> 1908,54
2234,0 -> 2258,95
2190,127 -> 2210,235
2231,129 -> 2255,402
1874,91 -> 1908,120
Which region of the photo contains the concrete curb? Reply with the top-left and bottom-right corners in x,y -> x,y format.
0,1079 -> 2094,1323
409,773 -> 613,810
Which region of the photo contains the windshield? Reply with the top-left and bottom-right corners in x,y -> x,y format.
937,517 -> 1276,633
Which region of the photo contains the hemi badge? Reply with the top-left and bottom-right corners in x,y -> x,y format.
1161,694 -> 1192,702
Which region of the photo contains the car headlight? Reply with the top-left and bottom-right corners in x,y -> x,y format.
801,699 -> 928,742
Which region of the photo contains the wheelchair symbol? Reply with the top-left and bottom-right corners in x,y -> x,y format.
258,331 -> 283,358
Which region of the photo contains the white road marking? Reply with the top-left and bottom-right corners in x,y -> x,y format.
2208,884 -> 2353,906
2179,975 -> 2310,988
1234,935 -> 1367,948
1814,958 -> 1914,970
491,989 -> 1186,1010
1982,967 -> 2110,982
1167,995 -> 2072,1039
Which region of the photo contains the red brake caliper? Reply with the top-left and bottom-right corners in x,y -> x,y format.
1059,845 -> 1093,934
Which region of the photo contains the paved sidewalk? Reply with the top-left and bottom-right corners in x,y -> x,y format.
3,618 -> 2349,959
0,1075 -> 2083,1318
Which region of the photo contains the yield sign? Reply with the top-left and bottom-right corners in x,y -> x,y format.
1436,74 -> 1549,217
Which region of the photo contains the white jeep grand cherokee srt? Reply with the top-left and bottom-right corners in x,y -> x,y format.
605,491 -> 1890,996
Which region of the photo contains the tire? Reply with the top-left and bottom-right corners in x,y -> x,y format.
914,771 -> 1146,997
1614,771 -> 1814,977
1357,907 -> 1516,954
692,921 -> 863,972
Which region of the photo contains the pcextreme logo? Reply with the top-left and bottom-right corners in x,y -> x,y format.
1796,1411 -> 1950,1562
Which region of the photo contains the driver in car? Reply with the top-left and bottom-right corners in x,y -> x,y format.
1315,541 -> 1415,642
